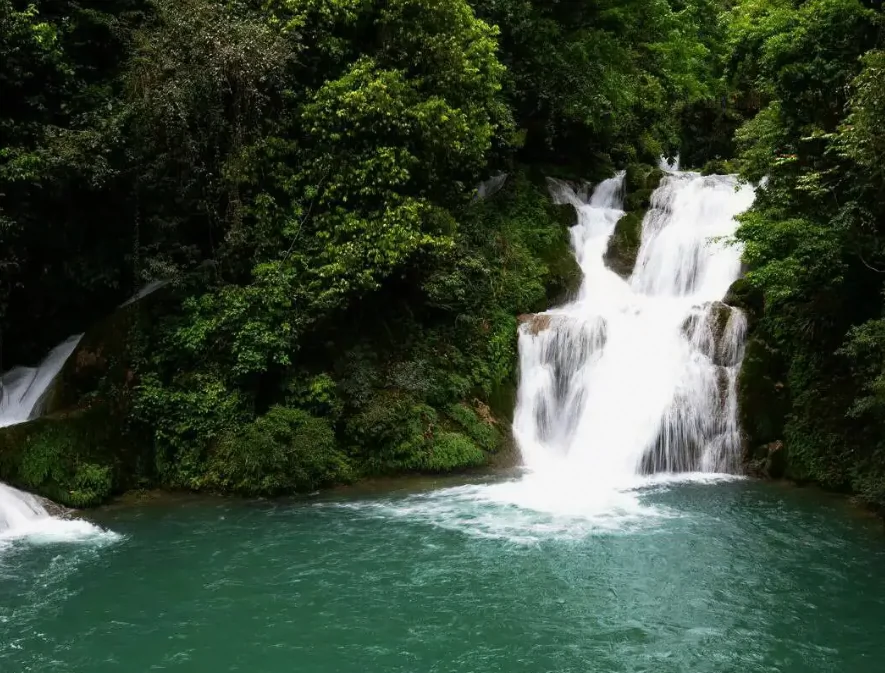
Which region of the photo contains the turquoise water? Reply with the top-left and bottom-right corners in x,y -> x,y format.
2,476 -> 884,672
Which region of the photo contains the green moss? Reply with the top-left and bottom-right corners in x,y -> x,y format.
421,432 -> 486,472
446,403 -> 501,452
700,158 -> 743,176
69,463 -> 114,508
604,212 -> 644,278
605,164 -> 665,278
0,405 -> 147,507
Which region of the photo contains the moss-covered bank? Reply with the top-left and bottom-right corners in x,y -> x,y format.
0,406 -> 149,507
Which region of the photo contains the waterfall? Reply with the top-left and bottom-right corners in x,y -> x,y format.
514,169 -> 756,486
0,334 -> 82,428
0,335 -> 82,538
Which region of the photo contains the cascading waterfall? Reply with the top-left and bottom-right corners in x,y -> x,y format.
514,168 -> 756,486
287,168 -> 759,540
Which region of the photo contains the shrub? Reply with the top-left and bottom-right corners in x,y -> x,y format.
207,407 -> 351,496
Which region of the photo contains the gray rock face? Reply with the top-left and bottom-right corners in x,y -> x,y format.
682,301 -> 747,368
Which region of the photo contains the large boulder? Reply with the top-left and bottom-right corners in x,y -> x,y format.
747,440 -> 788,479
682,301 -> 745,367
723,278 -> 763,324
604,212 -> 643,278
605,164 -> 665,279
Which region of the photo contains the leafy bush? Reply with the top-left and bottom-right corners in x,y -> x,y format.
207,407 -> 351,496
418,432 -> 486,472
69,463 -> 113,508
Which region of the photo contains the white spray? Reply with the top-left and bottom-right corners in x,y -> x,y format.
514,170 -> 755,487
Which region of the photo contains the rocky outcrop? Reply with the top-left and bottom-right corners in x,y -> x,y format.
0,405 -> 148,507
604,212 -> 643,278
747,440 -> 788,479
738,337 -> 790,466
682,301 -> 745,367
723,278 -> 763,322
604,163 -> 665,278
0,282 -> 169,507
45,280 -> 172,416
518,313 -> 555,335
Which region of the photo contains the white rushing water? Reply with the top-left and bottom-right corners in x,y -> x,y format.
0,334 -> 82,429
514,169 -> 756,486
343,168 -> 758,542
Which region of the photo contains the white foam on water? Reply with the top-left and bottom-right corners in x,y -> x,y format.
0,484 -> 119,555
334,471 -> 745,544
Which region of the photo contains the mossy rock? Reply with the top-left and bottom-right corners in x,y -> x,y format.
747,441 -> 788,479
0,405 -> 150,507
552,202 -> 577,228
604,212 -> 643,278
738,338 -> 790,457
625,163 -> 665,195
46,281 -> 173,416
701,159 -> 743,176
545,248 -> 583,306
605,165 -> 665,279
724,278 -> 763,324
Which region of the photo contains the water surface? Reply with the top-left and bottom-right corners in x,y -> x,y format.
2,477 -> 884,672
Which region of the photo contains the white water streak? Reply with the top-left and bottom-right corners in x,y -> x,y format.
0,335 -> 82,429
515,171 -> 756,487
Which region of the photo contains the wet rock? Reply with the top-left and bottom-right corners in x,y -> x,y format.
682,301 -> 744,367
738,338 -> 789,455
518,314 -> 554,335
604,212 -> 643,278
605,164 -> 665,279
748,440 -> 787,479
723,277 -> 763,322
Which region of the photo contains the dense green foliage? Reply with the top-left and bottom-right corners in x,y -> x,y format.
18,0 -> 868,503
0,0 -> 718,501
723,0 -> 885,508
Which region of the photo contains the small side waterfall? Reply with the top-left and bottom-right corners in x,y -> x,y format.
514,169 -> 756,486
0,483 -> 54,534
0,335 -> 82,537
0,334 -> 82,428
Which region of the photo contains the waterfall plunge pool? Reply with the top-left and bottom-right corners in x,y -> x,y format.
1,475 -> 884,673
